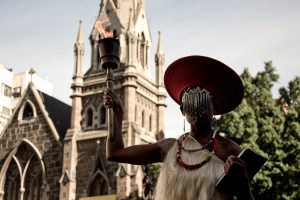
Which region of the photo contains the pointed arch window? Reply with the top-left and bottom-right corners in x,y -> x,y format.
88,170 -> 111,196
3,141 -> 46,200
86,108 -> 93,127
140,33 -> 146,67
99,105 -> 106,125
4,160 -> 20,200
136,34 -> 140,60
23,103 -> 34,120
23,156 -> 43,200
18,101 -> 37,123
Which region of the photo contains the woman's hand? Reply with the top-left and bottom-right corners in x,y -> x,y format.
224,156 -> 254,200
103,88 -> 124,115
224,155 -> 248,180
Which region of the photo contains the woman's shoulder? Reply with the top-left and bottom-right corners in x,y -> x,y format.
156,138 -> 177,160
157,132 -> 188,152
157,138 -> 176,151
215,134 -> 242,162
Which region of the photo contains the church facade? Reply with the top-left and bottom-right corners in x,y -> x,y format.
0,0 -> 166,200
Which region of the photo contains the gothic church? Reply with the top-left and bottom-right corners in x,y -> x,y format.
0,0 -> 166,199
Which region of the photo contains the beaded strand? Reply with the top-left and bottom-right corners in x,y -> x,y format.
176,130 -> 218,170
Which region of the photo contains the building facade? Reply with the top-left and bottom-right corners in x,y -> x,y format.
0,0 -> 166,199
0,65 -> 53,134
0,65 -> 13,133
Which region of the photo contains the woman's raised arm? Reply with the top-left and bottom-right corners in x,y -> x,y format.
104,88 -> 175,165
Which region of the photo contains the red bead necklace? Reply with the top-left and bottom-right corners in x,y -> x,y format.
176,130 -> 218,170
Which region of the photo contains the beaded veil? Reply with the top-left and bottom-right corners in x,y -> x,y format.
180,87 -> 213,118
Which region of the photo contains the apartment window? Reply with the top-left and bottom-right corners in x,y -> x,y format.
2,84 -> 11,97
13,87 -> 21,98
2,106 -> 10,115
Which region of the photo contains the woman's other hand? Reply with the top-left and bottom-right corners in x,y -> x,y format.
224,155 -> 254,200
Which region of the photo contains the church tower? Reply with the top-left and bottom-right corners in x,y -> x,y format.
65,0 -> 167,199
60,21 -> 84,200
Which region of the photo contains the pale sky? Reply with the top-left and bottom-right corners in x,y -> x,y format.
1,0 -> 300,138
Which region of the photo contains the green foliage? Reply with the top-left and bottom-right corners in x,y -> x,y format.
142,163 -> 161,199
218,62 -> 300,199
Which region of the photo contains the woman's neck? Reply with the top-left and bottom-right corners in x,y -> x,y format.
189,123 -> 213,144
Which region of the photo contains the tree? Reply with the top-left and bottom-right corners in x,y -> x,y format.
142,163 -> 161,199
278,77 -> 300,199
218,62 -> 299,199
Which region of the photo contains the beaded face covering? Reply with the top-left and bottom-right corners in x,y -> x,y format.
180,87 -> 213,118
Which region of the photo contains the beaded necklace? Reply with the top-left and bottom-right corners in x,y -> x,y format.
176,129 -> 218,170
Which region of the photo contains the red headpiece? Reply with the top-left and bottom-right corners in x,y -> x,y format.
164,55 -> 244,115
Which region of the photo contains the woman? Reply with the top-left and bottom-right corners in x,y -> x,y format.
104,56 -> 254,200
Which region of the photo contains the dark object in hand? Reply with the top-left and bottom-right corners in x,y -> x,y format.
216,148 -> 267,196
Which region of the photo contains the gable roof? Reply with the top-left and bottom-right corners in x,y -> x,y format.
39,91 -> 71,140
0,83 -> 71,142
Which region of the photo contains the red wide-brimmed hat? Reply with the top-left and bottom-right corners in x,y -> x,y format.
164,55 -> 244,115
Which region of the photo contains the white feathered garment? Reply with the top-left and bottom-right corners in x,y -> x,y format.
155,134 -> 233,200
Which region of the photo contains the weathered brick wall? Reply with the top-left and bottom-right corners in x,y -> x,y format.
76,137 -> 117,199
0,89 -> 63,200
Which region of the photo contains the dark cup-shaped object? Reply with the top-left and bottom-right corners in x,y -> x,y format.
99,38 -> 120,70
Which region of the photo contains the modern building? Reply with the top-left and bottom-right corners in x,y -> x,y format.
0,65 -> 13,133
0,0 -> 166,199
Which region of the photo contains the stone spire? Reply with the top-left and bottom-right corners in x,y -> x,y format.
155,31 -> 166,140
70,20 -> 84,130
76,21 -> 84,42
155,31 -> 165,86
74,20 -> 84,78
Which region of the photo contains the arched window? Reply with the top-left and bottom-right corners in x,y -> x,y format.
24,156 -> 42,200
86,108 -> 93,127
4,160 -> 20,200
99,106 -> 106,125
136,34 -> 140,59
88,171 -> 111,196
135,105 -> 138,122
3,141 -> 45,200
23,103 -> 34,120
141,110 -> 145,128
140,33 -> 145,66
149,115 -> 152,132
18,101 -> 37,122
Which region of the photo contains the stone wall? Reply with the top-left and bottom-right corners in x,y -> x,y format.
76,137 -> 117,199
0,89 -> 63,199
